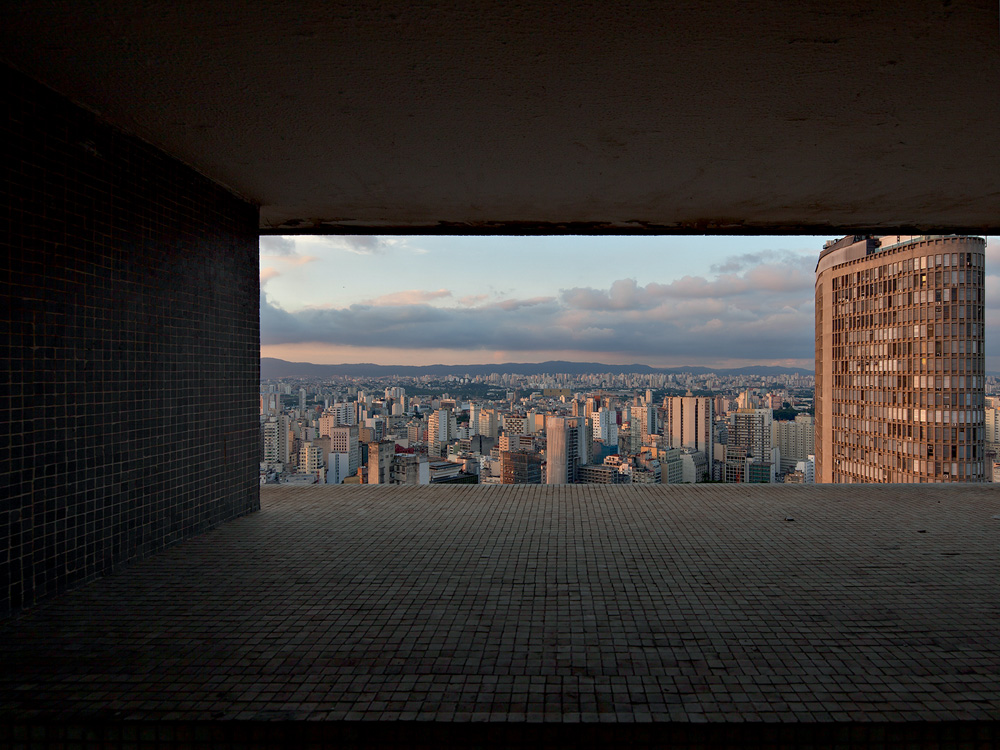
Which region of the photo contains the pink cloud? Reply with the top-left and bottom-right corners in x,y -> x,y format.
459,294 -> 489,306
285,254 -> 318,266
367,289 -> 453,306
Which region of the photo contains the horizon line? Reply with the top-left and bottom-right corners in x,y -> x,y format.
261,356 -> 817,371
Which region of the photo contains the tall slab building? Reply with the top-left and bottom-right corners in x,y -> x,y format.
815,235 -> 986,483
545,416 -> 585,484
665,394 -> 714,459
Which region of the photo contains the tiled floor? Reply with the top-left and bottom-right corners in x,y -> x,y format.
2,484 -> 1000,727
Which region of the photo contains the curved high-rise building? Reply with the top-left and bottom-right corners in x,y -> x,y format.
815,235 -> 986,483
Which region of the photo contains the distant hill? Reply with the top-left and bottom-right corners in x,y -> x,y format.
261,357 -> 813,379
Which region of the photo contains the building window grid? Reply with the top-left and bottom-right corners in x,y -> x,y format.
826,241 -> 985,483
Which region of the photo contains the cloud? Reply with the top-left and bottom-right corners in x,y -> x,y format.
326,235 -> 400,255
367,289 -> 453,306
561,279 -> 653,311
260,242 -> 816,364
259,236 -> 1000,368
489,297 -> 556,311
260,267 -> 280,284
259,235 -> 318,268
710,249 -> 812,275
560,260 -> 813,312
284,254 -> 318,266
458,294 -> 489,306
259,236 -> 296,256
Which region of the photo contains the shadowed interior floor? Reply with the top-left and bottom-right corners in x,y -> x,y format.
2,484 -> 999,746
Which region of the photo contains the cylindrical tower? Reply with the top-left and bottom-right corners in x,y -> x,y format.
815,235 -> 986,483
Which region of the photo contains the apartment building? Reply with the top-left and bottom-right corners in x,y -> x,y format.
815,235 -> 986,483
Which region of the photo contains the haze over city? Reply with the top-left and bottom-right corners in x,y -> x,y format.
261,235 -> 1000,372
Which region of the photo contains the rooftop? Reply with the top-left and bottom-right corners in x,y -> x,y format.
3,484 -> 999,745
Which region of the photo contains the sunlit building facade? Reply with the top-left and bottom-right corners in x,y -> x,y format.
815,235 -> 986,483
545,416 -> 585,484
773,414 -> 815,474
665,394 -> 714,459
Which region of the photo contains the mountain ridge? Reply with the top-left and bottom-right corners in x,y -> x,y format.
261,357 -> 815,379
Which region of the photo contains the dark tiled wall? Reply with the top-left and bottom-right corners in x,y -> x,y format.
0,66 -> 260,617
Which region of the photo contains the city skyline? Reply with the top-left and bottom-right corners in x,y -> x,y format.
260,234 -> 1000,371
258,364 -> 821,488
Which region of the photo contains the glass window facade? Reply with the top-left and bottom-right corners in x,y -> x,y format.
815,236 -> 986,483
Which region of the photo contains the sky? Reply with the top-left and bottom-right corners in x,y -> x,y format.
260,235 -> 1000,372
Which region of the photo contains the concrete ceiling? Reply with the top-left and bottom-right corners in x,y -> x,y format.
3,1 -> 999,234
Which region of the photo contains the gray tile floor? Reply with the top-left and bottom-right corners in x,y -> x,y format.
2,484 -> 1000,724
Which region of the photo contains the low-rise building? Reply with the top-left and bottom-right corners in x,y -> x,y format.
679,449 -> 707,483
429,460 -> 464,483
499,450 -> 542,484
390,453 -> 430,485
578,464 -> 630,484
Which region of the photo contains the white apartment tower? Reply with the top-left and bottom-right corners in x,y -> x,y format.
428,408 -> 458,457
326,424 -> 360,484
592,408 -> 618,444
261,415 -> 291,466
772,414 -> 815,474
478,409 -> 499,439
298,441 -> 325,481
985,397 -> 1000,451
318,403 -> 354,437
634,403 -> 657,442
665,394 -> 714,458
469,403 -> 482,436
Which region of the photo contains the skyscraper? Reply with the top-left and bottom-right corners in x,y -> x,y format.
367,440 -> 395,484
298,441 -> 325,481
261,415 -> 291,467
665,394 -> 714,459
633,403 -> 657,443
318,404 -> 353,438
985,396 -> 1000,454
815,235 -> 986,483
428,407 -> 457,458
773,414 -> 815,474
478,408 -> 499,439
592,407 -> 618,444
545,416 -> 585,484
326,425 -> 360,484
726,408 -> 774,483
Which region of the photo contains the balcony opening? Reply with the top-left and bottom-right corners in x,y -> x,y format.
257,233 -> 997,487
